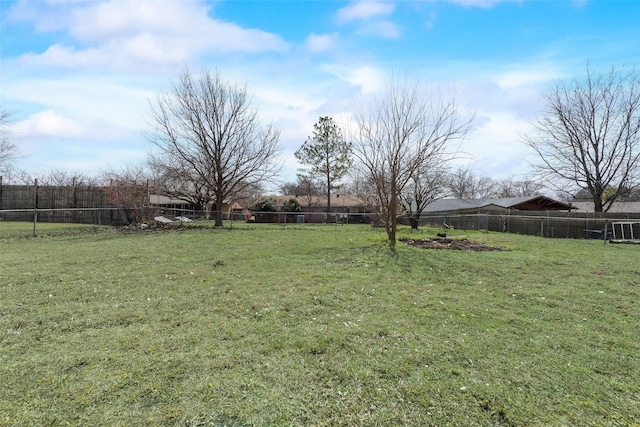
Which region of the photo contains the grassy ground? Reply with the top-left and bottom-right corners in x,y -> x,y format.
1,222 -> 639,426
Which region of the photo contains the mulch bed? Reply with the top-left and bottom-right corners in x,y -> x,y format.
401,237 -> 507,251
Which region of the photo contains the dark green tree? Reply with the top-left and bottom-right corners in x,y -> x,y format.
249,197 -> 279,223
295,116 -> 352,217
281,197 -> 302,213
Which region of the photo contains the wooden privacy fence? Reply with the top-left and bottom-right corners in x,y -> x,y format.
0,180 -> 126,226
0,182 -> 111,210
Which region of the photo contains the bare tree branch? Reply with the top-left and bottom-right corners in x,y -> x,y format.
0,108 -> 18,172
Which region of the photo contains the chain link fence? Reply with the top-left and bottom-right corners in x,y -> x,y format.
399,211 -> 640,241
0,208 -> 124,225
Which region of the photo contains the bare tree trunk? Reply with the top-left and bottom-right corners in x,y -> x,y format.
215,192 -> 224,227
326,176 -> 331,223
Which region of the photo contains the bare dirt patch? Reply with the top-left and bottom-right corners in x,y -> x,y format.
401,237 -> 507,251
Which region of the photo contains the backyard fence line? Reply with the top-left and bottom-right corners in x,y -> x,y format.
2,204 -> 640,241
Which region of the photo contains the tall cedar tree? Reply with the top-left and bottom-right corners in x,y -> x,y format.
295,116 -> 352,215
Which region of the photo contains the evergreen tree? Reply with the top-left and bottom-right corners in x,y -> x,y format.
295,116 -> 352,217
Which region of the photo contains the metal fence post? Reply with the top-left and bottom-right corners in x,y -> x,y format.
33,178 -> 39,236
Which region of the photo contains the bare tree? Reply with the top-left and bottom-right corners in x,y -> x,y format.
446,167 -> 497,199
148,155 -> 212,210
399,164 -> 447,228
1,109 -> 18,174
494,177 -> 543,198
524,65 -> 640,212
36,168 -> 99,187
295,116 -> 352,217
147,68 -> 281,226
352,80 -> 472,249
279,175 -> 323,209
101,164 -> 154,223
346,169 -> 380,213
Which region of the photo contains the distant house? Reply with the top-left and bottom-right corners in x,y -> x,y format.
569,201 -> 640,213
149,195 -> 234,218
569,189 -> 640,213
570,188 -> 640,213
262,194 -> 378,223
149,195 -> 198,211
422,196 -> 575,214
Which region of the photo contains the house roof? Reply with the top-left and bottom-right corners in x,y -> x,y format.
424,196 -> 574,212
268,194 -> 367,208
149,195 -> 233,206
149,195 -> 191,205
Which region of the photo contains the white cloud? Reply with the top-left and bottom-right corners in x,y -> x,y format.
495,69 -> 561,90
70,1 -> 288,54
447,0 -> 522,8
325,65 -> 385,94
68,0 -> 195,41
367,20 -> 401,39
335,1 -> 400,39
7,0 -> 69,32
457,109 -> 537,174
18,44 -> 106,69
12,110 -> 84,138
5,76 -> 154,132
10,107 -> 150,175
10,0 -> 288,71
337,1 -> 395,23
305,33 -> 339,53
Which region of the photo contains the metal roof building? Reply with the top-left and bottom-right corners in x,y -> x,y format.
423,196 -> 575,213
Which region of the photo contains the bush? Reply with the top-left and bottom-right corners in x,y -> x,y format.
281,198 -> 301,213
250,198 -> 278,213
249,198 -> 279,223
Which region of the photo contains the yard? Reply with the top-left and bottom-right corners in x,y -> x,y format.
1,222 -> 638,426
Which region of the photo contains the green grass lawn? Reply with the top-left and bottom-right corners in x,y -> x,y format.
1,222 -> 639,426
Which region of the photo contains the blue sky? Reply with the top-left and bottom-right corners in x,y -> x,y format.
1,0 -> 640,186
